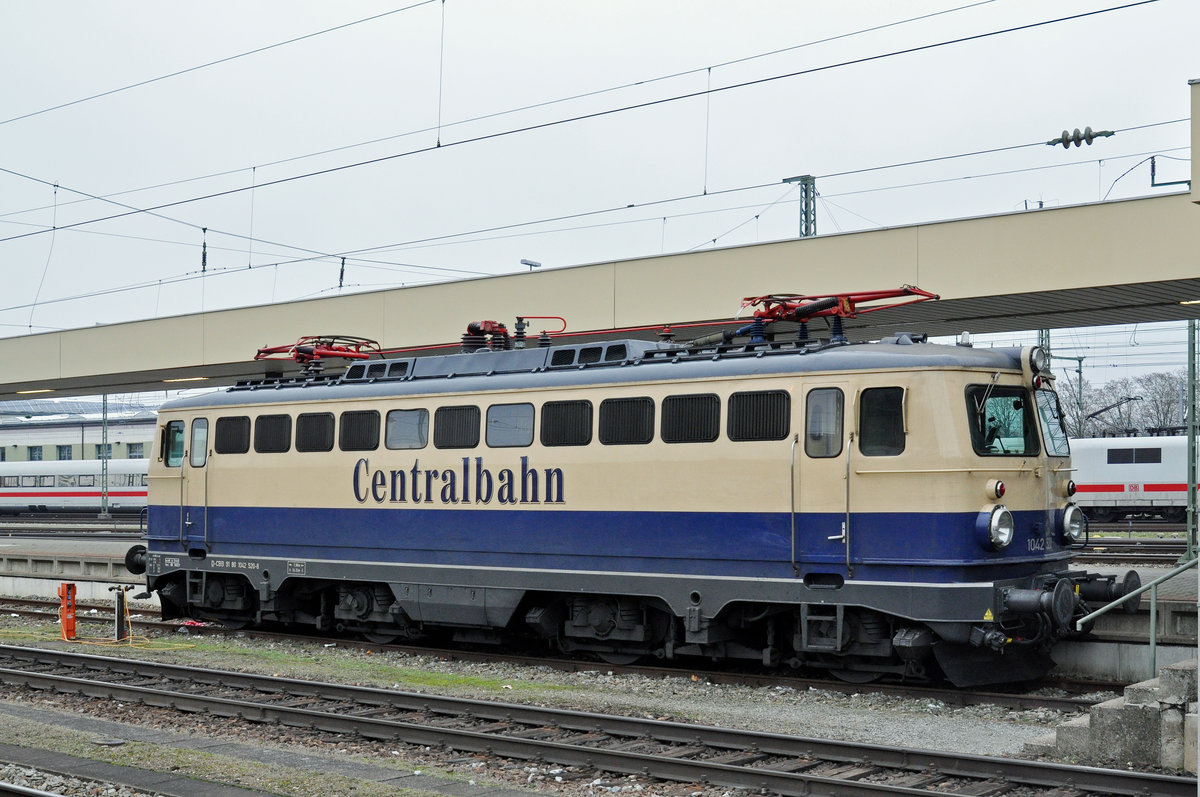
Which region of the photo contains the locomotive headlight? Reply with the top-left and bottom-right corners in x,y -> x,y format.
1028,346 -> 1049,375
1061,504 -> 1085,543
987,506 -> 1015,550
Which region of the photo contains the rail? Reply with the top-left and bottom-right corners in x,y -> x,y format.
1075,557 -> 1197,679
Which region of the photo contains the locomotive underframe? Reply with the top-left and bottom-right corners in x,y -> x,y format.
144,550 -> 1105,685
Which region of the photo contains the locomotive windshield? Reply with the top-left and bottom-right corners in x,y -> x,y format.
1035,387 -> 1070,457
162,420 -> 185,467
966,385 -> 1040,456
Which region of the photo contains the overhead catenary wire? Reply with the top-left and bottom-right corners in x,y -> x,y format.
0,1 -> 439,128
0,0 -> 1162,248
0,121 -> 1186,323
0,0 -> 1004,222
0,137 -> 1185,323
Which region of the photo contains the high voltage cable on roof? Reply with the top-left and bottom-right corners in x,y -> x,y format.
0,0 -> 1162,248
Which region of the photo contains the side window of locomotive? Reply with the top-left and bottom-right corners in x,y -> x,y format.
190,418 -> 209,467
162,420 -> 185,467
1035,388 -> 1070,457
859,387 -> 905,456
339,410 -> 381,451
805,388 -> 844,458
541,400 -> 593,446
662,394 -> 719,443
296,413 -> 335,452
254,414 -> 292,454
434,406 -> 481,449
486,403 -> 534,448
214,417 -> 250,455
599,397 -> 655,445
966,386 -> 1040,456
1107,447 -> 1162,464
385,409 -> 429,450
728,390 -> 790,441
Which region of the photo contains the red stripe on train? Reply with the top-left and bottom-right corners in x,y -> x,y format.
0,491 -> 147,498
1075,484 -> 1198,493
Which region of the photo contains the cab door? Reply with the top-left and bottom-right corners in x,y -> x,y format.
152,420 -> 186,547
796,384 -> 852,577
182,418 -> 210,551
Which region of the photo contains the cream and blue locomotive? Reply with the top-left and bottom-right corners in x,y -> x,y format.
126,291 -> 1137,685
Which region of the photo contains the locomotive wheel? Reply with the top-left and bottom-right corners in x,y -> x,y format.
597,650 -> 641,666
216,616 -> 251,631
828,666 -> 883,684
362,629 -> 401,645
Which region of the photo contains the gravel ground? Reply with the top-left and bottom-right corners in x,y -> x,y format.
0,614 -> 1123,796
0,762 -> 159,796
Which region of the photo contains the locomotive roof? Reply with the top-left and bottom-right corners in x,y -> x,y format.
162,335 -> 1030,411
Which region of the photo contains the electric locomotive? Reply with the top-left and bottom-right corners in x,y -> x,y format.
126,288 -> 1138,686
1071,435 -> 1194,522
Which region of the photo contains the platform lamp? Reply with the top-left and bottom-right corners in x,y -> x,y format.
520,259 -> 541,271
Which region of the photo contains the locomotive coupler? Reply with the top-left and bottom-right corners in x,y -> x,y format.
1074,569 -> 1142,614
1002,579 -> 1076,630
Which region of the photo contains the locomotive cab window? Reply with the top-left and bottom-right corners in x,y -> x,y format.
1035,388 -> 1070,457
162,420 -> 185,467
967,385 -> 1039,456
486,403 -> 534,448
859,387 -> 905,456
190,419 -> 209,467
805,388 -> 844,458
386,409 -> 429,450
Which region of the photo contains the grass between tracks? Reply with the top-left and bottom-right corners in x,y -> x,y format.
0,711 -> 462,797
0,619 -> 567,696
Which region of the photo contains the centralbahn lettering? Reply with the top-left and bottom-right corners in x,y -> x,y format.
353,457 -> 564,505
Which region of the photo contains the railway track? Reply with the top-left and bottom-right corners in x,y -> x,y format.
0,597 -> 1114,713
1078,536 -> 1192,565
0,517 -> 143,538
0,644 -> 1188,796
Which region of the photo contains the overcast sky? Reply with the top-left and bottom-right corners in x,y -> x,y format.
0,0 -> 1195,384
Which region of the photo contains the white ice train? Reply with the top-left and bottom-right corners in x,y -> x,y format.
0,459 -> 149,514
1070,436 -> 1195,522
